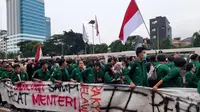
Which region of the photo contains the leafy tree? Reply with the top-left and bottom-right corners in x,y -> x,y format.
0,51 -> 5,59
17,41 -> 40,57
159,38 -> 171,49
109,37 -> 136,52
193,31 -> 200,47
94,43 -> 108,53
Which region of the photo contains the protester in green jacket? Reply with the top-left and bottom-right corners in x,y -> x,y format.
1,64 -> 13,82
156,55 -> 171,87
190,54 -> 199,67
11,64 -> 29,85
82,62 -> 104,83
51,59 -> 71,84
167,56 -> 175,69
195,56 -> 200,79
50,60 -> 59,74
71,60 -> 84,82
185,63 -> 198,88
153,57 -> 186,91
121,60 -> 132,85
32,61 -> 50,82
128,47 -> 148,87
104,64 -> 121,84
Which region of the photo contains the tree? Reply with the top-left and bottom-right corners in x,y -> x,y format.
193,31 -> 200,47
0,51 -> 5,59
94,43 -> 108,53
159,38 -> 171,49
109,37 -> 136,52
17,41 -> 40,57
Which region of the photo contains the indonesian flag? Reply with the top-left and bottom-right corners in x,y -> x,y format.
119,0 -> 143,44
95,15 -> 99,36
35,44 -> 42,61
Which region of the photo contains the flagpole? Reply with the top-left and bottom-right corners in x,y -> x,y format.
135,0 -> 157,53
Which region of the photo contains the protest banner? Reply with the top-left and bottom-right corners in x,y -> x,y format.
0,82 -> 200,112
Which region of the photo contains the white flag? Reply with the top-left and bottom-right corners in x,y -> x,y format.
82,24 -> 89,43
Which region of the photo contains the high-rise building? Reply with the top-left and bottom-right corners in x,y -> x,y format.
150,16 -> 172,49
45,17 -> 51,39
0,30 -> 7,52
6,0 -> 46,53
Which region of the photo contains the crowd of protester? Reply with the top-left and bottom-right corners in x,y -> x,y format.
0,47 -> 200,111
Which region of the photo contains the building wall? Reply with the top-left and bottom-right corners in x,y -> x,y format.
6,0 -> 46,53
150,16 -> 172,49
45,17 -> 51,39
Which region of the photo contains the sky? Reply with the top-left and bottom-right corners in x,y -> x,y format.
0,0 -> 200,45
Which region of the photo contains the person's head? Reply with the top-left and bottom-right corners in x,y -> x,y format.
40,61 -> 48,70
2,61 -> 7,69
78,60 -> 84,69
136,47 -> 146,60
198,56 -> 200,62
157,55 -> 166,63
186,63 -> 195,72
105,63 -> 113,73
111,58 -> 117,65
107,58 -> 112,63
174,57 -> 186,68
86,61 -> 94,68
66,59 -> 72,65
122,60 -> 129,68
190,54 -> 198,61
14,64 -> 21,74
94,62 -> 100,70
58,59 -> 67,67
168,56 -> 174,62
6,64 -> 13,72
150,55 -> 157,62
129,56 -> 135,62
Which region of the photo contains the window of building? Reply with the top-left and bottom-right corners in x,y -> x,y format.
151,28 -> 156,32
153,35 -> 157,39
161,26 -> 165,30
152,20 -> 157,24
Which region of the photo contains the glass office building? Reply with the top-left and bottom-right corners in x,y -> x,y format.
45,17 -> 51,39
6,0 -> 46,53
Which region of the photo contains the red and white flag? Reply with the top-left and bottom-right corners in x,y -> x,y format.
35,44 -> 42,61
119,0 -> 143,44
95,15 -> 100,36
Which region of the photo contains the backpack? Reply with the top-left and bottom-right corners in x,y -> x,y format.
148,64 -> 162,80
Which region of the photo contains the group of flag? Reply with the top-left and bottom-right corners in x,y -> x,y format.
36,0 -> 144,60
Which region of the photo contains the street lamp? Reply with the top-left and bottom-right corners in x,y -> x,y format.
88,20 -> 95,54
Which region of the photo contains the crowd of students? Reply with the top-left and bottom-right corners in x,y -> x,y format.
0,47 -> 200,92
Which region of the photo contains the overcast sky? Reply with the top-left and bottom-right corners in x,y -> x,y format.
0,0 -> 200,44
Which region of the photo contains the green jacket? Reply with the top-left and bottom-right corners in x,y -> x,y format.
11,71 -> 29,84
71,68 -> 83,82
82,68 -> 104,83
1,71 -> 13,79
32,69 -> 50,81
122,67 -> 132,84
156,63 -> 170,82
195,63 -> 200,78
50,66 -> 59,74
198,81 -> 200,93
50,68 -> 70,82
162,67 -> 183,87
0,68 -> 5,81
167,62 -> 175,69
185,71 -> 198,88
128,59 -> 148,86
192,60 -> 199,67
104,72 -> 120,84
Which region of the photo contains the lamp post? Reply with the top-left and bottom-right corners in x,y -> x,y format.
88,20 -> 95,54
